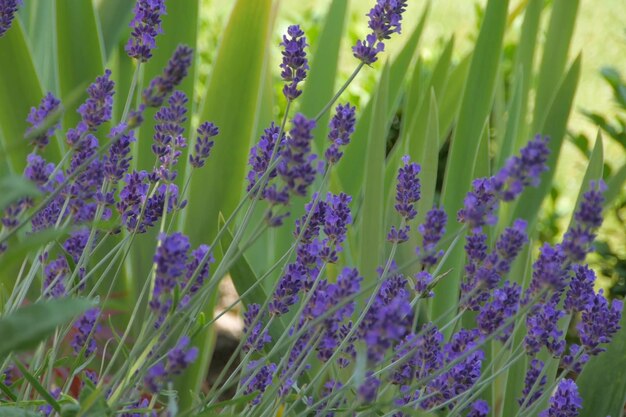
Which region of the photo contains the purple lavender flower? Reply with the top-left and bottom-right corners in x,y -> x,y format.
564,264 -> 595,313
184,244 -> 213,296
358,373 -> 381,403
493,135 -> 549,201
577,290 -> 622,355
321,192 -> 352,262
152,91 -> 188,182
243,361 -> 276,405
117,170 -> 149,231
457,177 -> 498,230
78,69 -> 115,131
387,225 -> 410,243
561,180 -> 606,262
103,129 -> 135,182
278,113 -> 317,196
189,121 -> 218,168
144,336 -> 198,393
418,208 -> 447,267
143,44 -> 193,106
126,0 -> 166,62
477,281 -> 521,342
243,303 -> 271,353
120,399 -> 156,417
150,232 -> 190,327
24,153 -> 59,192
458,137 -> 549,229
280,25 -> 308,100
466,400 -> 489,417
0,0 -> 21,37
525,300 -> 565,357
394,156 -> 421,221
39,388 -> 60,417
25,92 -> 61,149
247,122 -> 284,195
414,271 -> 434,296
539,379 -> 582,417
527,243 -> 569,297
43,257 -> 69,298
519,358 -> 547,409
269,263 -> 305,316
325,103 -> 356,164
71,308 -> 99,357
353,0 -> 407,64
562,344 -> 589,374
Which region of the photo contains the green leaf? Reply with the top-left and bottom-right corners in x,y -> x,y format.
0,407 -> 40,417
432,0 -> 510,332
0,19 -> 45,175
577,304 -> 626,417
606,163 -> 626,206
358,62 -> 389,285
0,298 -> 93,358
20,0 -> 57,91
0,175 -> 40,212
415,91 -> 440,229
510,55 -> 581,227
14,360 -> 61,413
570,131 -> 603,223
95,0 -> 135,58
56,0 -> 105,129
184,0 -> 273,245
299,0 -> 348,154
531,0 -> 580,134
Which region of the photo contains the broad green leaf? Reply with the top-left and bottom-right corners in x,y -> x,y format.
496,67 -> 524,170
56,0 -> 106,129
416,91 -> 440,229
358,62 -> 389,285
299,0 -> 348,154
0,407 -> 39,417
0,175 -> 40,212
432,0 -> 510,332
511,0 -> 543,149
95,0 -> 135,58
184,0 -> 273,245
577,304 -> 626,417
0,19 -> 45,175
437,53 -> 471,144
20,0 -> 57,91
510,56 -> 581,227
0,298 -> 93,358
569,131 -> 604,222
606,163 -> 626,206
530,0 -> 579,134
338,4 -> 429,197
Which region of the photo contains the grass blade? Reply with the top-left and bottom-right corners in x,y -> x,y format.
358,62 -> 389,285
56,0 -> 106,129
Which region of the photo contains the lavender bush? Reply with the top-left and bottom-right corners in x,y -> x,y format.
0,0 -> 625,416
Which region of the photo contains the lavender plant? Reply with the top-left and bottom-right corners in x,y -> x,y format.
0,0 -> 624,416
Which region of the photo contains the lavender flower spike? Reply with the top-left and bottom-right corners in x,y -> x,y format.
325,103 -> 356,164
0,0 -> 21,37
280,25 -> 309,100
539,379 -> 582,417
143,44 -> 194,107
394,155 -> 421,221
126,0 -> 166,62
25,92 -> 62,150
189,121 -> 219,168
353,0 -> 407,64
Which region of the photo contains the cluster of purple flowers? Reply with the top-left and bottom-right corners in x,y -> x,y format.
144,336 -> 198,393
280,25 -> 309,100
71,308 -> 100,357
0,0 -> 21,37
126,0 -> 166,62
150,232 -> 214,328
353,0 -> 408,64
